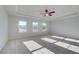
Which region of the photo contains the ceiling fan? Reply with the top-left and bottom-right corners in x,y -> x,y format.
40,9 -> 55,16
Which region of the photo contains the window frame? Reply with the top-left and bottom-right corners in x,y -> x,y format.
42,23 -> 47,31
32,22 -> 38,32
18,20 -> 27,33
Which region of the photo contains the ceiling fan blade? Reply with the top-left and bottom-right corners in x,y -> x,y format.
50,11 -> 55,13
48,11 -> 55,16
49,13 -> 52,16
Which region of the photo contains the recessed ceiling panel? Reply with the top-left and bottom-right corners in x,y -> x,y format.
4,5 -> 79,21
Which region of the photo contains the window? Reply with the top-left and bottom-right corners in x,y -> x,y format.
32,22 -> 38,32
18,21 -> 27,32
42,23 -> 47,31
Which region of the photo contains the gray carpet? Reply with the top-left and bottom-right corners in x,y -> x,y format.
0,35 -> 79,54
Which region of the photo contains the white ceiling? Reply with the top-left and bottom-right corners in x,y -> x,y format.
4,5 -> 79,21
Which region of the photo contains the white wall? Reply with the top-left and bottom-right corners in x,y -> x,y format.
0,6 -> 8,50
50,15 -> 79,39
8,15 -> 50,39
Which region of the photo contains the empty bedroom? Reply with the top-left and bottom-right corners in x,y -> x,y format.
0,5 -> 79,54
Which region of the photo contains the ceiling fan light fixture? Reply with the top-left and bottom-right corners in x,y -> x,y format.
44,13 -> 48,16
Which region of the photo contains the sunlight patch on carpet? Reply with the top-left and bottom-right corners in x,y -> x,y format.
54,41 -> 79,53
23,40 -> 42,51
65,38 -> 79,43
41,38 -> 57,43
51,36 -> 65,39
68,45 -> 79,53
54,41 -> 70,48
32,48 -> 55,54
